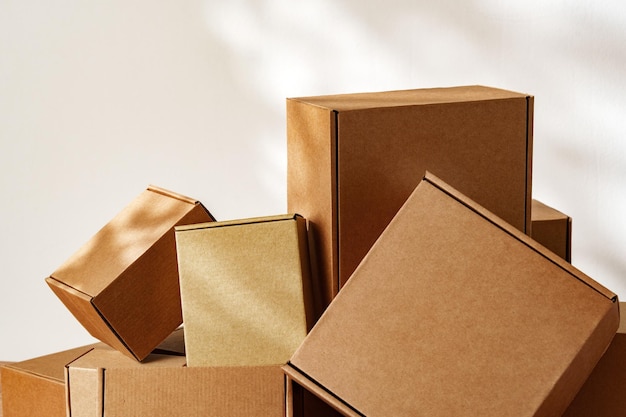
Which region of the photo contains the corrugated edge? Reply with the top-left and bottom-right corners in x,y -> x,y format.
175,213 -> 300,233
147,185 -> 198,205
282,364 -> 363,417
423,171 -> 617,302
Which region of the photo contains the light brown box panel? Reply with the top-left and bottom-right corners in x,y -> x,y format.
176,214 -> 314,367
46,186 -> 214,361
562,302 -> 626,417
531,199 -> 572,262
287,85 -> 534,310
66,343 -> 286,417
284,173 -> 618,417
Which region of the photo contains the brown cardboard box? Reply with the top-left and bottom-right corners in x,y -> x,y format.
46,185 -> 215,361
287,85 -> 534,310
175,214 -> 314,367
563,302 -> 626,416
0,362 -> 11,417
283,173 -> 619,417
0,345 -> 97,417
65,339 -> 285,416
531,199 -> 572,262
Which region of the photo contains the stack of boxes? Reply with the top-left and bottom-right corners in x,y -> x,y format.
1,85 -> 623,417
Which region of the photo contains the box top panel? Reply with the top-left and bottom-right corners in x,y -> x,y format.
50,186 -> 204,296
289,173 -> 617,417
532,199 -> 570,222
2,344 -> 99,383
175,213 -> 300,232
289,85 -> 530,111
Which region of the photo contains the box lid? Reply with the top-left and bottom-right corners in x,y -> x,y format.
286,173 -> 618,417
289,85 -> 530,111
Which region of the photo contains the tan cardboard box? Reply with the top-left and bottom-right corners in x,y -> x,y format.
0,345 -> 98,417
563,302 -> 626,416
46,185 -> 215,361
283,173 -> 619,417
531,199 -> 572,262
176,214 -> 314,367
287,85 -> 534,310
65,336 -> 285,417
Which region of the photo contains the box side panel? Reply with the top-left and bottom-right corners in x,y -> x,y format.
531,214 -> 572,262
525,96 -> 534,236
94,203 -> 213,361
66,367 -> 103,417
535,300 -> 620,417
102,366 -> 285,417
562,303 -> 626,417
287,99 -> 338,310
296,217 -> 318,328
337,97 -> 530,286
1,366 -> 65,417
177,218 -> 310,367
45,278 -> 130,355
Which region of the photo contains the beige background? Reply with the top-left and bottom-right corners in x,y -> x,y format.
1,1 -> 626,361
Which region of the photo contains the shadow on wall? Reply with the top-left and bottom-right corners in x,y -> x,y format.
200,0 -> 626,293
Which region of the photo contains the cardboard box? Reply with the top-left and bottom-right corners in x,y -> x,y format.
563,302 -> 626,416
531,199 -> 572,262
175,214 -> 314,367
0,345 -> 97,417
65,338 -> 286,417
287,85 -> 534,309
283,173 -> 619,417
46,185 -> 215,361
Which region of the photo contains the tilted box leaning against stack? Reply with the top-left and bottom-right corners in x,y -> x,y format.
45,185 -> 215,361
283,173 -> 619,417
287,85 -> 534,311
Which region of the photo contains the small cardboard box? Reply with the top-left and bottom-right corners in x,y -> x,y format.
283,173 -> 619,417
65,337 -> 285,417
563,302 -> 626,416
0,345 -> 98,417
46,185 -> 215,361
175,214 -> 314,367
531,199 -> 572,262
287,85 -> 534,309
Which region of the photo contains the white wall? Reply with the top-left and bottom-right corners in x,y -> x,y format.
1,0 -> 625,361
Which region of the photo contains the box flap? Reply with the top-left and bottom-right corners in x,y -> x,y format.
288,173 -> 619,417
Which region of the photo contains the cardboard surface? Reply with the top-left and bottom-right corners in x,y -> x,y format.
563,302 -> 626,417
176,214 -> 314,367
287,85 -> 534,309
531,199 -> 572,262
46,185 -> 215,361
285,173 -> 619,417
66,343 -> 286,417
0,345 -> 97,417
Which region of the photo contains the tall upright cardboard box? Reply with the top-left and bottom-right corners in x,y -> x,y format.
46,186 -> 214,361
287,85 -> 534,309
175,214 -> 314,367
283,174 -> 618,417
531,199 -> 572,262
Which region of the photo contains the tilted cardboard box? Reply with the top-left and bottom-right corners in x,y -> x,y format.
283,173 -> 619,417
563,302 -> 626,417
175,214 -> 314,367
0,345 -> 98,417
531,199 -> 572,262
287,85 -> 534,310
46,185 -> 214,361
65,332 -> 285,417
